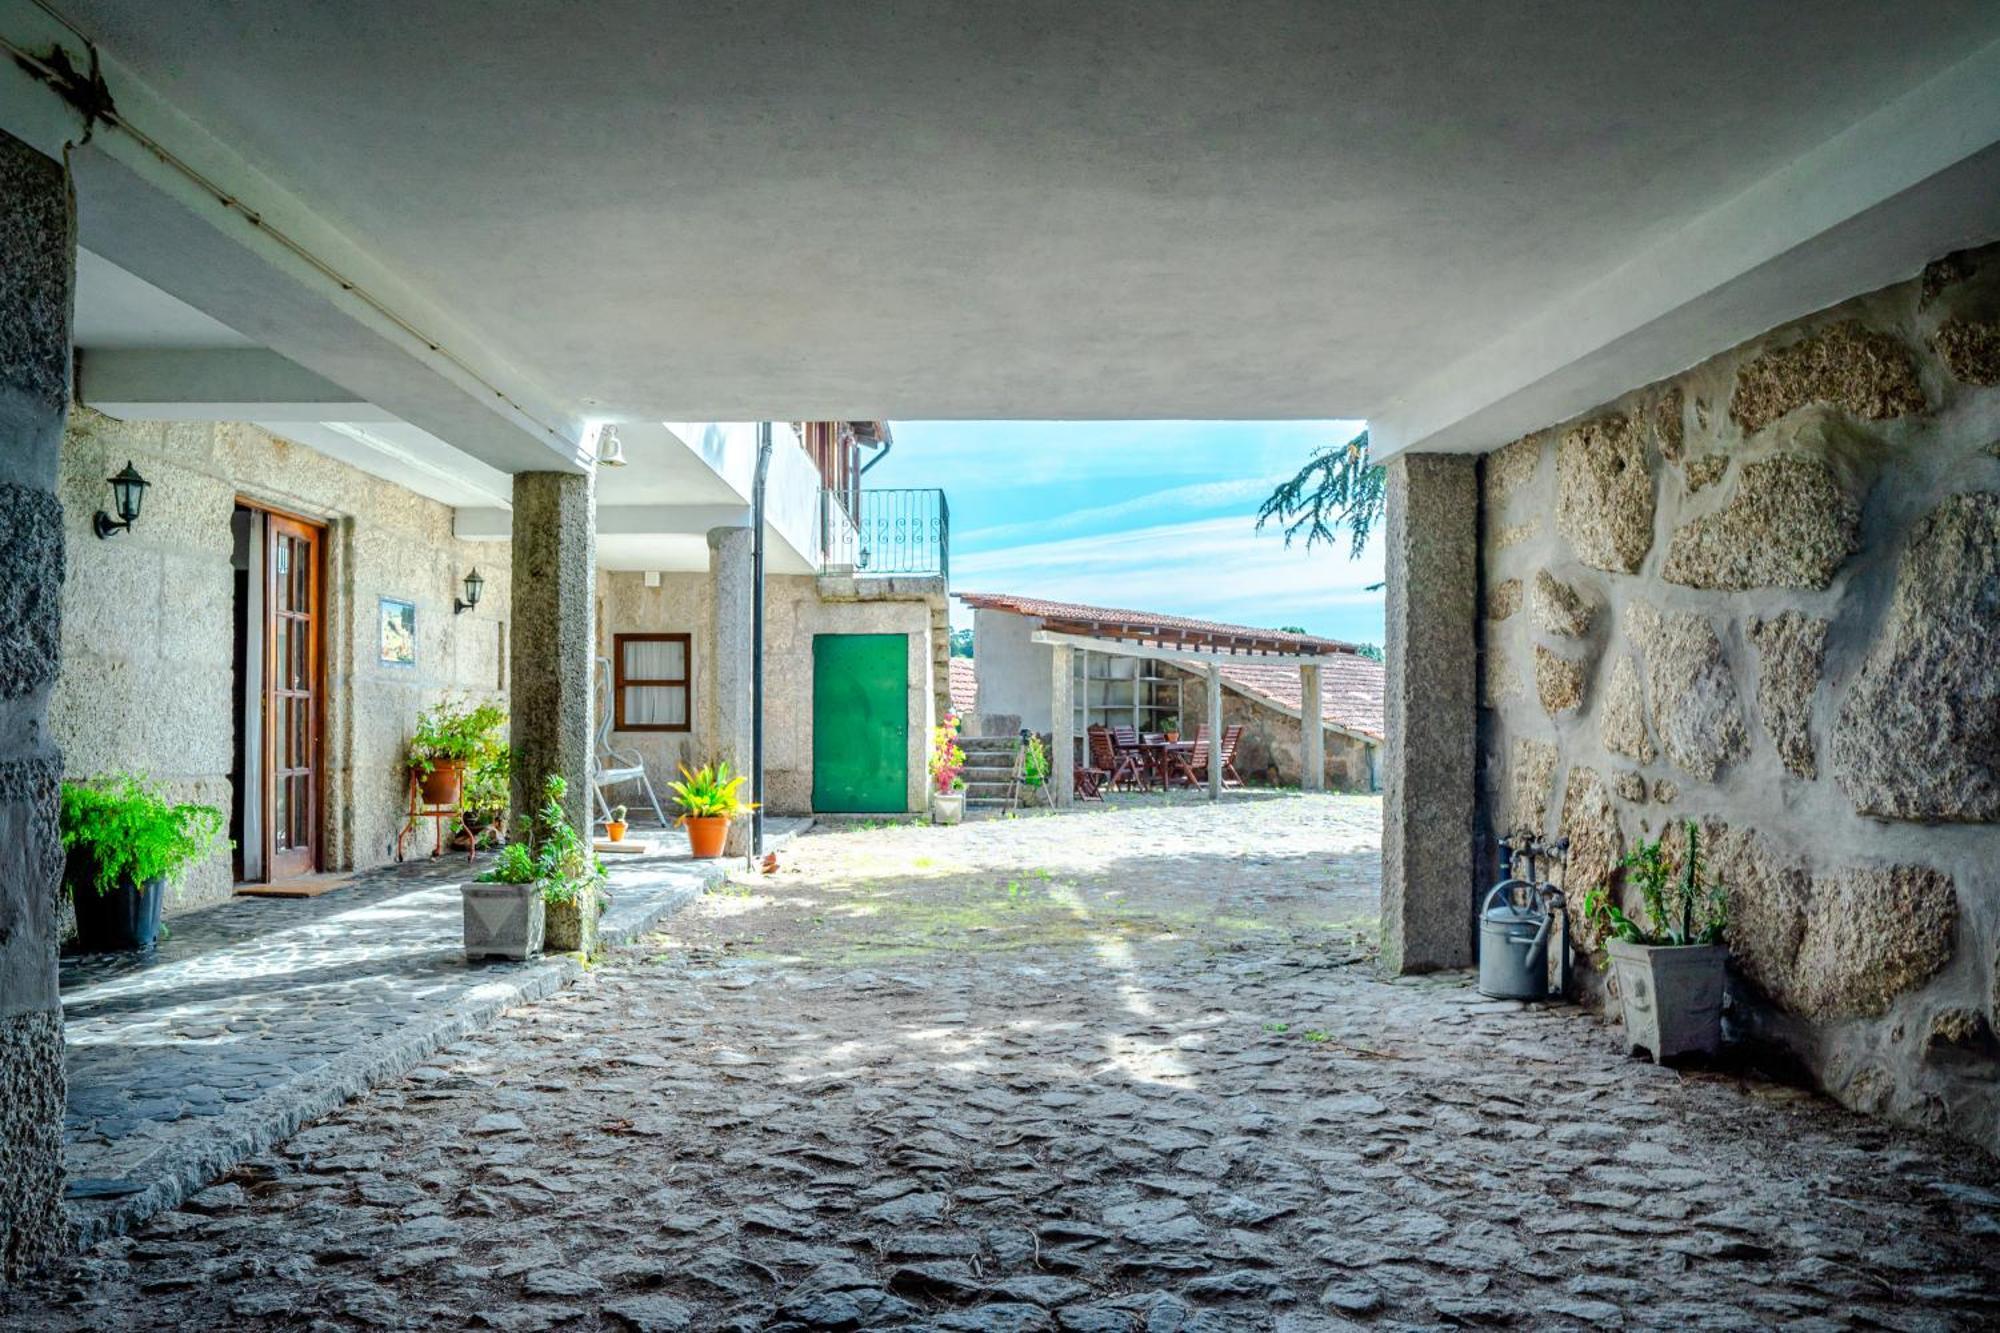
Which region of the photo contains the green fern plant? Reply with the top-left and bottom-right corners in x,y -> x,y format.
60,776 -> 228,895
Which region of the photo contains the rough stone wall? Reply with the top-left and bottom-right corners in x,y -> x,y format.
1164,665 -> 1375,790
0,127 -> 72,1281
508,472 -> 593,838
54,409 -> 511,909
1479,244 -> 2000,1153
601,570 -> 941,817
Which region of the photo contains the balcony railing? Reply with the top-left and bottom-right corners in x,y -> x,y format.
821,487 -> 950,578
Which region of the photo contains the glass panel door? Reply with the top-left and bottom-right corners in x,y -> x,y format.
264,513 -> 322,879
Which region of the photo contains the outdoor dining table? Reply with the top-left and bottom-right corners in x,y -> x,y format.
1138,737 -> 1199,790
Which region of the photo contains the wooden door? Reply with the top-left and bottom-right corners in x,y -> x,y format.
265,513 -> 323,878
811,633 -> 909,813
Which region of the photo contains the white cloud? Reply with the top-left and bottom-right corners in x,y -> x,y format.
958,475 -> 1287,550
954,515 -> 1383,635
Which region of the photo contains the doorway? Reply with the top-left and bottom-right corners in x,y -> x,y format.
811,633 -> 909,813
230,503 -> 325,882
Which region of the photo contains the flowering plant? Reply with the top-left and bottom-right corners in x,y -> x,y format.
930,714 -> 967,793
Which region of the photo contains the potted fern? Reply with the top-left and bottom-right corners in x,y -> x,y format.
60,776 -> 227,952
1583,820 -> 1730,1063
668,762 -> 755,858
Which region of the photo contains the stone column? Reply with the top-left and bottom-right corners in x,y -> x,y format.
1206,664 -> 1223,800
1379,453 -> 1478,975
1050,643 -> 1073,808
1300,663 -> 1325,792
509,469 -> 597,837
707,525 -> 755,852
0,128 -> 74,1281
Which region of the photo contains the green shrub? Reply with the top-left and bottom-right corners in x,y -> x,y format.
477,774 -> 605,906
1021,734 -> 1050,790
1583,819 -> 1728,950
60,776 -> 228,895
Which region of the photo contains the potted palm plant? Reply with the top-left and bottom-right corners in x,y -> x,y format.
1161,715 -> 1181,743
1584,820 -> 1730,1063
668,762 -> 755,858
407,696 -> 506,807
61,776 -> 227,952
930,719 -> 966,825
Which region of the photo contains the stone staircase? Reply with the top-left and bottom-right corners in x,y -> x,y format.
959,735 -> 1023,815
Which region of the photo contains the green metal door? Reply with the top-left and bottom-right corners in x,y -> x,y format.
812,633 -> 909,813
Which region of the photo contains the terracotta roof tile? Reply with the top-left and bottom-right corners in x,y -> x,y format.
956,591 -> 1355,656
948,657 -> 978,715
1217,657 -> 1385,741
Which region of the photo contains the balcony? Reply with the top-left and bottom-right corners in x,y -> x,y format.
821,488 -> 950,579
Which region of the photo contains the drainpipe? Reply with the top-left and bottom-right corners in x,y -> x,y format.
751,421 -> 772,859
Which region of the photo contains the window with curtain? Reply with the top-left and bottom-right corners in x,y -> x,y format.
613,632 -> 692,732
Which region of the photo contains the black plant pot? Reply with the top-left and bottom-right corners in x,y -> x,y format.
68,851 -> 167,953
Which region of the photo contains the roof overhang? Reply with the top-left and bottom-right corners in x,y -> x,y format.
1030,628 -> 1349,671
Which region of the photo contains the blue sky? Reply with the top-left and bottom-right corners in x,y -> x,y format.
867,421 -> 1384,646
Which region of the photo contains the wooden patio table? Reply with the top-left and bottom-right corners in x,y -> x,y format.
1140,738 -> 1200,790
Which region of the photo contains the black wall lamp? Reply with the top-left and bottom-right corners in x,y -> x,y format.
93,460 -> 150,539
454,567 -> 485,615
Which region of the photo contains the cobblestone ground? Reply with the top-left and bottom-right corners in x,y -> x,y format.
10,792 -> 1999,1331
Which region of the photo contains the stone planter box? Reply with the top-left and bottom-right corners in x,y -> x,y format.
932,791 -> 965,825
1606,939 -> 1726,1063
544,889 -> 602,955
462,883 -> 544,960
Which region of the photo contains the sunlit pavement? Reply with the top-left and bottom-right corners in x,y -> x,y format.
14,793 -> 1999,1331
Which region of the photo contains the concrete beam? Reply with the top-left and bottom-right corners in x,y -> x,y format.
455,504 -> 753,541
1050,644 -> 1074,809
1300,664 -> 1324,793
1029,629 -> 1351,671
77,347 -> 396,422
0,6 -> 587,473
1379,454 -> 1478,976
1372,37 -> 2000,460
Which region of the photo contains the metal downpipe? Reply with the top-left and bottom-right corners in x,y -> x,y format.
751,421 -> 772,858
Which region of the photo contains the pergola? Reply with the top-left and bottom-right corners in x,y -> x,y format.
1029,612 -> 1362,804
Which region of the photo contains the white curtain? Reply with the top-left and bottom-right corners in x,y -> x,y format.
622,639 -> 687,726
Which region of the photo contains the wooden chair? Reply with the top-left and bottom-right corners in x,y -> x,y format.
1189,723 -> 1245,788
1090,726 -> 1145,791
1109,725 -> 1153,790
1219,724 -> 1246,787
1073,762 -> 1107,801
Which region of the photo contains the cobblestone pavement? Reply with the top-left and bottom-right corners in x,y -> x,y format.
56,830 -> 754,1245
12,792 -> 2000,1331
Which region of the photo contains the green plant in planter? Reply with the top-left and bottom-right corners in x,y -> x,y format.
667,762 -> 756,819
407,696 -> 507,777
60,776 -> 228,895
458,743 -> 513,841
478,775 -> 605,905
1020,734 -> 1050,791
1583,820 -> 1729,953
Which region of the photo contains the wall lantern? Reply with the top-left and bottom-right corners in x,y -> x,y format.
596,424 -> 627,467
93,460 -> 150,539
454,567 -> 485,615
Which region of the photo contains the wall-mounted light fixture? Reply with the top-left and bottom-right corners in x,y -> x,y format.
454,567 -> 485,615
93,460 -> 150,539
596,424 -> 627,467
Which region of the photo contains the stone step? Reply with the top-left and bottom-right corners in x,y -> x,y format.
960,740 -> 1021,754
962,763 -> 1016,777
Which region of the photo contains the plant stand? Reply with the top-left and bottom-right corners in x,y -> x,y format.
396,772 -> 472,864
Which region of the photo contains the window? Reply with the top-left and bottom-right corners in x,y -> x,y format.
613,633 -> 691,731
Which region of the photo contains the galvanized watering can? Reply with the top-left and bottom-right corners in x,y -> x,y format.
1477,835 -> 1570,1001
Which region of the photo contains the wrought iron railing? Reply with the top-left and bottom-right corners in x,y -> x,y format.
821,487 -> 949,578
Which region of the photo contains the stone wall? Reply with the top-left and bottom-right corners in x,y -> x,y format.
600,568 -> 941,817
1164,665 -> 1376,790
1479,244 -> 2000,1152
54,409 -> 511,910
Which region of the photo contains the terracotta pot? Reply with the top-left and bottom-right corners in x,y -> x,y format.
417,760 -> 464,806
683,815 -> 729,859
606,821 -> 627,842
1165,732 -> 1180,743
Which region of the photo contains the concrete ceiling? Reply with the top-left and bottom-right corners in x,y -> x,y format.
18,2 -> 2000,457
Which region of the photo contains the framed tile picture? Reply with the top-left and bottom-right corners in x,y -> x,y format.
379,597 -> 416,667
